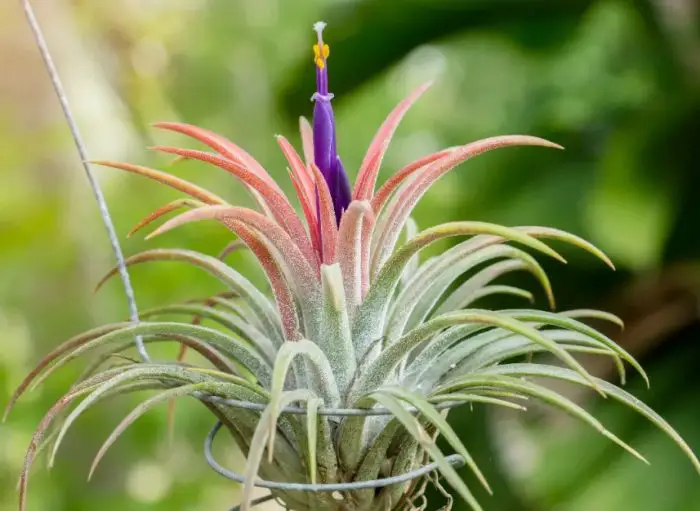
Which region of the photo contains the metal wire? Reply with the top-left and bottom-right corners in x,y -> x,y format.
205,421 -> 466,492
201,394 -> 465,416
21,0 -> 149,363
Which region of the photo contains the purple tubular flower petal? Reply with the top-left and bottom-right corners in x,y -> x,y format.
313,97 -> 336,185
311,22 -> 351,225
334,157 -> 352,222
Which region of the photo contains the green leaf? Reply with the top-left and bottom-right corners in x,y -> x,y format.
306,397 -> 321,484
435,259 -> 543,316
466,285 -> 535,305
266,340 -> 339,457
3,323 -> 128,421
355,221 -> 566,363
437,373 -> 648,465
38,322 -> 273,388
366,392 -> 483,511
353,310 -> 603,402
350,419 -> 402,508
88,383 -> 207,479
430,393 -> 527,411
375,386 -> 492,494
480,363 -> 700,475
96,248 -> 283,342
318,263 -> 356,392
386,244 -> 555,346
140,303 -> 277,361
500,310 -> 647,386
241,390 -> 315,511
48,365 -> 262,467
446,329 -> 624,383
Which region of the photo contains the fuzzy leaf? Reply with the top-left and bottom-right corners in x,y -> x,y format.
354,221 -> 566,362
435,258 -> 548,317
93,160 -> 227,205
128,198 -> 204,237
375,386 -> 492,494
241,390 -> 315,511
430,393 -> 527,411
151,145 -> 315,265
318,264 -> 356,392
500,310 -> 646,386
365,392 -> 483,511
513,226 -> 615,269
386,244 -> 555,346
480,364 -> 700,475
3,324 -> 127,421
467,285 -> 534,304
337,201 -> 375,316
306,397 -> 321,484
352,310 -> 603,402
140,303 -> 277,361
309,163 -> 339,264
276,135 -> 316,217
353,81 -> 433,200
153,122 -> 283,192
88,383 -> 207,479
298,116 -> 314,168
39,323 -> 273,389
95,248 -> 282,342
436,374 -> 648,465
371,136 -> 564,272
372,150 -> 453,215
147,206 -> 319,296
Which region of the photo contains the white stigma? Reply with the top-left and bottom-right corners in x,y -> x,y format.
313,21 -> 327,44
313,21 -> 327,34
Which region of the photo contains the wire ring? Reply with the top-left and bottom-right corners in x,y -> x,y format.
205,421 -> 465,492
199,393 -> 465,417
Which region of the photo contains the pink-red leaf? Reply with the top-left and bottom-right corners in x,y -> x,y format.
288,168 -> 321,259
372,136 -> 563,273
276,135 -> 315,208
93,160 -> 227,205
299,116 -> 315,168
153,122 -> 282,192
371,149 -> 453,214
353,82 -> 433,200
147,207 -> 320,318
337,201 -> 375,315
128,198 -> 204,237
224,218 -> 300,341
151,146 -> 316,268
309,163 -> 338,264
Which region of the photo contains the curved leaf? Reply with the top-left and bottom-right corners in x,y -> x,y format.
354,221 -> 566,361
95,248 -> 282,342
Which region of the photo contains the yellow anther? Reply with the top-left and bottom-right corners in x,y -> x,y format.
313,43 -> 330,69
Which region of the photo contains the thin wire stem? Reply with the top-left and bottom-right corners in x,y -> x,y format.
201,394 -> 464,416
205,421 -> 466,492
21,0 -> 149,362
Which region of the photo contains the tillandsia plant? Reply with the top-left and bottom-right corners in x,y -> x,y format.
7,16 -> 700,511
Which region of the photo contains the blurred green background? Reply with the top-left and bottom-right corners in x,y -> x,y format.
1,0 -> 699,510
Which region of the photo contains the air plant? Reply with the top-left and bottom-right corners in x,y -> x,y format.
7,13 -> 700,511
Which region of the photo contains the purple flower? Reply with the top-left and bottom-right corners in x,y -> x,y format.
312,22 -> 351,225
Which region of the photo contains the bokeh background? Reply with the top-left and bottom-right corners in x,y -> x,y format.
1,1 -> 699,510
